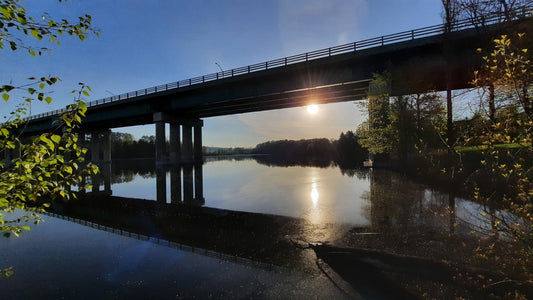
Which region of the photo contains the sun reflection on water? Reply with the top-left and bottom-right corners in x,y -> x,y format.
311,181 -> 319,208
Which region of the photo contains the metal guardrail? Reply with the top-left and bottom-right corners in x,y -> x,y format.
26,6 -> 532,121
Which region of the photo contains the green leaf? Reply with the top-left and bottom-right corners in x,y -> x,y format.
29,49 -> 36,56
30,29 -> 40,39
44,96 -> 52,104
39,83 -> 45,90
50,135 -> 61,143
1,85 -> 14,92
64,166 -> 73,174
2,93 -> 9,101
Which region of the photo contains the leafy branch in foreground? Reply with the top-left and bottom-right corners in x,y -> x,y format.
0,82 -> 98,238
460,33 -> 533,296
1,0 -> 99,277
0,0 -> 99,55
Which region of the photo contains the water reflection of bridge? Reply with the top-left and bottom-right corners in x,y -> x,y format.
82,161 -> 204,205
41,210 -> 278,271
81,158 -> 505,244
48,190 -> 306,269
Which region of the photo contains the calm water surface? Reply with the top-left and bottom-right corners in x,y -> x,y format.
0,157 -> 500,299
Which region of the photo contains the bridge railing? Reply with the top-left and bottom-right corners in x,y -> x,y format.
25,5 -> 532,121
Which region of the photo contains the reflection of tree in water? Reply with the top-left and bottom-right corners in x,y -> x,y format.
110,159 -> 156,183
338,168 -> 369,179
253,155 -> 334,168
204,155 -> 256,163
365,170 -> 454,235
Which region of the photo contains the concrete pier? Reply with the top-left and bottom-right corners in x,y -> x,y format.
89,130 -> 111,162
153,112 -> 203,165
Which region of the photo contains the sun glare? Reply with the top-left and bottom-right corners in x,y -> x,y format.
307,104 -> 319,115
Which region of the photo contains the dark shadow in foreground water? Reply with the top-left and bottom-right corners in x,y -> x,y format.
47,194 -> 309,270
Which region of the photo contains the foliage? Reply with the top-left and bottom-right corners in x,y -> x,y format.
443,0 -> 532,29
336,131 -> 368,168
455,33 -> 533,295
356,74 -> 397,155
0,85 -> 98,237
1,1 -> 98,241
0,0 -> 98,56
251,134 -> 368,168
253,138 -> 336,167
357,74 -> 445,163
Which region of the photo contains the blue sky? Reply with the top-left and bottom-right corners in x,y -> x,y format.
1,0 -> 444,147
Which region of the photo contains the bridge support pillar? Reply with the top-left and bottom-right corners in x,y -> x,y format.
89,130 -> 112,162
102,130 -> 111,162
155,121 -> 166,164
153,112 -> 203,165
182,125 -> 193,164
91,132 -> 100,162
169,123 -> 181,164
194,125 -> 203,162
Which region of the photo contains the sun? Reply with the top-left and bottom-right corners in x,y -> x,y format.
307,104 -> 319,115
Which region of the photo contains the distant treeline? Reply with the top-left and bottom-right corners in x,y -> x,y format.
110,133 -> 155,159
252,131 -> 368,168
107,131 -> 368,167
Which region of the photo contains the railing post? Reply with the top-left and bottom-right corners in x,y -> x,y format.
305,53 -> 308,61
411,30 -> 414,40
284,57 -> 287,66
328,48 -> 331,56
381,36 -> 384,45
247,66 -> 250,73
265,62 -> 268,69
231,69 -> 234,76
155,86 -> 157,92
202,76 -> 204,83
354,42 -> 356,51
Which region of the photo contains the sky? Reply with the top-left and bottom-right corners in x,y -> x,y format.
1,0 -> 444,147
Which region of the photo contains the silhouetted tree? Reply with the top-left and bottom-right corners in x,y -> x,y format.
336,131 -> 368,168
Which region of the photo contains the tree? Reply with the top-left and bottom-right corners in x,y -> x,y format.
336,131 -> 368,168
0,0 -> 98,256
357,74 -> 397,156
462,33 -> 533,293
357,76 -> 444,162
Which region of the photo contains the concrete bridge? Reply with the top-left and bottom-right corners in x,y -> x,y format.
20,7 -> 533,165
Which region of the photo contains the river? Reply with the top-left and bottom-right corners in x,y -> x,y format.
0,157 -> 505,299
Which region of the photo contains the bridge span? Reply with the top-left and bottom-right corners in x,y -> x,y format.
20,8 -> 533,165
